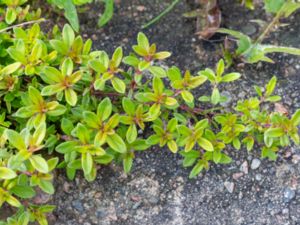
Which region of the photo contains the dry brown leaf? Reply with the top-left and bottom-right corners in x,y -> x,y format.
195,0 -> 221,39
274,103 -> 289,115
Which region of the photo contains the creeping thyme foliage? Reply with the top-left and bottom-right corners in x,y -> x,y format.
0,2 -> 300,225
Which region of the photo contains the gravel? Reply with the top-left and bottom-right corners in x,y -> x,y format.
283,187 -> 296,203
224,181 -> 235,193
251,159 -> 262,170
240,161 -> 249,174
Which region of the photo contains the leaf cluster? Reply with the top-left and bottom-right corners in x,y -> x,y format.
219,0 -> 300,65
47,0 -> 114,32
0,2 -> 299,225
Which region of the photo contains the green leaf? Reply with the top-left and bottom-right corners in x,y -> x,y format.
76,123 -> 90,144
123,154 -> 133,174
167,66 -> 182,82
123,56 -> 140,67
5,8 -> 17,24
111,77 -> 126,93
63,24 -> 75,48
55,141 -> 78,154
10,185 -> 36,199
89,60 -> 107,73
265,95 -> 281,102
28,86 -> 43,105
61,118 -> 74,135
265,76 -> 277,97
199,68 -> 216,82
48,157 -> 59,171
148,103 -> 161,119
282,2 -> 300,17
263,45 -> 300,56
261,147 -> 277,161
154,51 -> 171,60
264,0 -> 285,13
181,90 -> 194,103
131,139 -> 150,151
213,151 -> 222,163
146,134 -> 160,145
82,152 -> 93,175
94,154 -> 114,164
122,97 -> 136,116
97,97 -> 112,121
211,88 -> 220,105
50,40 -> 69,55
233,137 -> 241,150
0,62 -> 21,76
98,0 -> 114,27
265,127 -> 284,138
291,109 -> 300,126
219,154 -> 232,164
106,133 -> 127,153
42,66 -> 64,83
61,57 -> 73,76
189,76 -> 207,88
217,28 -> 249,40
216,59 -> 225,77
197,137 -> 214,151
126,124 -> 137,143
112,47 -> 123,67
195,119 -> 209,130
14,106 -> 35,118
32,123 -> 46,146
6,194 -> 21,208
29,155 -> 49,174
65,88 -> 77,106
167,140 -> 178,153
0,167 -> 17,180
167,118 -> 178,132
221,73 -> 241,82
148,66 -> 166,78
189,161 -> 204,179
138,61 -> 151,71
5,130 -> 26,151
42,84 -> 65,96
83,112 -> 100,129
62,0 -> 79,32
39,180 -> 55,195
137,32 -> 150,50
153,76 -> 164,94
165,97 -> 177,106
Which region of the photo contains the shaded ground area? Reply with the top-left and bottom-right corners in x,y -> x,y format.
2,0 -> 300,224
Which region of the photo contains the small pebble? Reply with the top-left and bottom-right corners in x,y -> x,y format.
232,172 -> 244,180
282,208 -> 289,215
292,154 -> 300,164
240,161 -> 249,174
72,200 -> 84,212
251,159 -> 261,170
255,174 -> 262,181
224,181 -> 235,193
283,187 -> 296,203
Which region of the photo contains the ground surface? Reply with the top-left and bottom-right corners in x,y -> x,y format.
2,0 -> 300,224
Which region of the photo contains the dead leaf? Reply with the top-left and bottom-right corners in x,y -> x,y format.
195,0 -> 221,39
274,103 -> 289,115
137,5 -> 146,12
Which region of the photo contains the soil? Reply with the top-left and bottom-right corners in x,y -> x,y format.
2,0 -> 300,224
